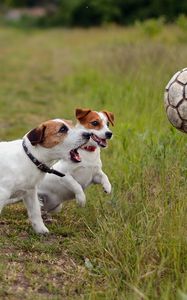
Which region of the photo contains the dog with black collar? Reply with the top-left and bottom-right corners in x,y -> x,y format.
0,118 -> 90,233
38,108 -> 114,213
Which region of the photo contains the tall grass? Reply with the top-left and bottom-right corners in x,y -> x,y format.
0,25 -> 186,299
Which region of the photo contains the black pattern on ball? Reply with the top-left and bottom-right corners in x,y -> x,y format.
164,68 -> 187,133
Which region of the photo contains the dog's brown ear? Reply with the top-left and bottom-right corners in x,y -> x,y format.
27,125 -> 46,146
75,108 -> 91,121
102,111 -> 114,126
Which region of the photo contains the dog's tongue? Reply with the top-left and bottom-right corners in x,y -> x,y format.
70,149 -> 81,163
99,139 -> 107,147
92,134 -> 107,147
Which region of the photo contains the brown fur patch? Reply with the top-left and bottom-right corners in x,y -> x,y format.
41,120 -> 69,148
102,111 -> 114,126
76,111 -> 104,130
75,108 -> 91,121
28,119 -> 69,148
27,125 -> 46,146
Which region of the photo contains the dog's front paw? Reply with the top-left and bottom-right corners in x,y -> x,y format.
103,181 -> 112,194
75,192 -> 86,207
33,223 -> 49,234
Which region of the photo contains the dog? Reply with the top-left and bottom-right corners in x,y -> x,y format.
0,118 -> 90,233
38,108 -> 114,213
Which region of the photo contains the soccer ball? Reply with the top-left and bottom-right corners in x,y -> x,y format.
164,68 -> 187,133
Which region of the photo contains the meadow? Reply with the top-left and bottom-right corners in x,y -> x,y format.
0,23 -> 186,299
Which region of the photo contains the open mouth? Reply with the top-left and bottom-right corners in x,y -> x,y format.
91,134 -> 107,148
70,139 -> 89,163
70,148 -> 81,163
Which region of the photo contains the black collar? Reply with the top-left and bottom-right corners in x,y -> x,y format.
22,139 -> 65,178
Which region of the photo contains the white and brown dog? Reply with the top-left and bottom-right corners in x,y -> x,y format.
0,119 -> 90,233
38,109 -> 114,213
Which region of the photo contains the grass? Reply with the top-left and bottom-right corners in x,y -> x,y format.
0,24 -> 187,299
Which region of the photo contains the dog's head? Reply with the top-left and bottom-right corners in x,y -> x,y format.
26,119 -> 91,162
75,108 -> 114,148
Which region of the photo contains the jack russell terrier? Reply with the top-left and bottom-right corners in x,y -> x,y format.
0,119 -> 90,233
38,108 -> 114,213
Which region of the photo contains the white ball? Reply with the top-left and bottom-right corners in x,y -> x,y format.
165,68 -> 187,133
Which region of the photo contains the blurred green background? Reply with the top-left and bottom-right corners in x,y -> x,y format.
1,0 -> 187,28
0,1 -> 187,300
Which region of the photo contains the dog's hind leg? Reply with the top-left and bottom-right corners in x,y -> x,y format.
0,189 -> 11,214
51,203 -> 63,213
23,188 -> 49,234
38,193 -> 60,213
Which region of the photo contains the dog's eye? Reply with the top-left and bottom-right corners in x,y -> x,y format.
91,121 -> 99,126
107,121 -> 110,127
59,125 -> 68,133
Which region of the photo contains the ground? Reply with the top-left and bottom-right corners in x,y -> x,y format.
0,24 -> 186,299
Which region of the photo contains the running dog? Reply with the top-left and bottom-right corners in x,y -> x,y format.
38,109 -> 114,213
0,118 -> 90,233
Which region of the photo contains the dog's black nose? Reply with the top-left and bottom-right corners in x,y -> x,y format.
105,131 -> 113,139
82,132 -> 91,140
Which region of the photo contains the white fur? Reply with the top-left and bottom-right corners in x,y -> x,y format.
38,112 -> 112,212
0,121 -> 89,234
